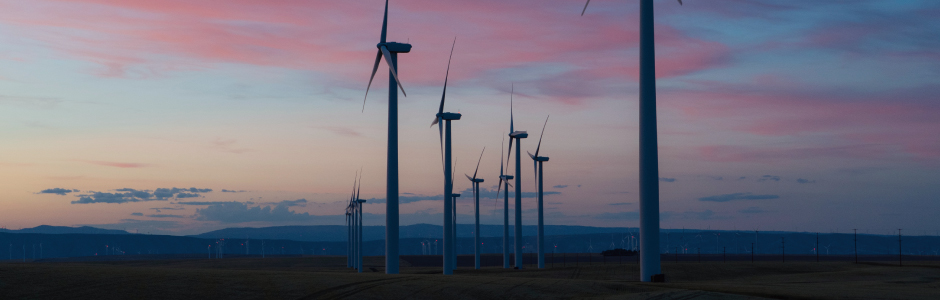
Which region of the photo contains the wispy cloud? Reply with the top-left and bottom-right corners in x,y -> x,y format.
38,188 -> 75,195
71,187 -> 213,204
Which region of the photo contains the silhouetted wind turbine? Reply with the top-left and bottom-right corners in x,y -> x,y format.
465,147 -> 485,269
346,175 -> 355,268
430,39 -> 460,275
505,85 -> 528,269
346,172 -> 358,268
527,116 -> 550,269
495,136 -> 514,268
363,0 -> 412,275
581,0 -> 682,282
355,176 -> 366,273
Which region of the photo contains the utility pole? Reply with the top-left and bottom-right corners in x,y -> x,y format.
853,229 -> 858,264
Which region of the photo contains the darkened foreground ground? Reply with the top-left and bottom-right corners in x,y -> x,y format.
1,254 -> 938,299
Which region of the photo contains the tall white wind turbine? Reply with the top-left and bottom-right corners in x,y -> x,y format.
527,116 -> 550,269
363,0 -> 411,275
430,39 -> 460,275
581,0 -> 683,282
465,148 -> 485,269
505,85 -> 528,269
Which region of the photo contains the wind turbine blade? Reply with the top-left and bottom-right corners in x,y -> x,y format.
363,50 -> 383,112
510,84 -> 514,133
499,135 -> 505,176
472,147 -> 484,179
534,115 -> 549,157
678,0 -> 683,5
528,151 -> 535,160
380,0 -> 388,43
356,168 -> 362,201
465,174 -> 472,181
437,38 -> 456,115
506,138 -> 513,176
533,159 -> 538,189
581,0 -> 590,16
437,119 -> 444,172
494,178 -> 503,209
452,160 -> 457,188
380,45 -> 407,97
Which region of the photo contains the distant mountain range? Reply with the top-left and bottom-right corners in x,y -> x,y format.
190,224 -> 640,242
2,224 -> 938,260
0,225 -> 128,235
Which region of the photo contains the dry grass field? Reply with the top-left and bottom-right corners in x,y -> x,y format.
1,255 -> 937,299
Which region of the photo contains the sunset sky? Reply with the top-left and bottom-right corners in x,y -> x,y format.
0,0 -> 937,236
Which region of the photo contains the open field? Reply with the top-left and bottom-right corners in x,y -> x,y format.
1,255 -> 938,299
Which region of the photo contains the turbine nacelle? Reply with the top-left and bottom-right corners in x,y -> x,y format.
452,193 -> 461,198
509,131 -> 528,138
499,175 -> 514,180
437,112 -> 462,120
378,42 -> 412,53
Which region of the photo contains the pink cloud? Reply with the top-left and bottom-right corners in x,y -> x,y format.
665,79 -> 940,161
1,0 -> 729,95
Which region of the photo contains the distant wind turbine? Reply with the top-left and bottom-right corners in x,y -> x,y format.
355,176 -> 366,273
465,147 -> 485,269
581,0 -> 683,282
527,116 -> 550,269
430,39 -> 461,275
362,0 -> 412,275
505,85 -> 528,269
495,136 -> 514,269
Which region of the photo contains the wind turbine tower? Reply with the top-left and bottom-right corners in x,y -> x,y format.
363,0 -> 411,275
581,0 -> 683,282
505,86 -> 528,269
528,116 -> 550,268
451,191 -> 461,271
465,148 -> 485,269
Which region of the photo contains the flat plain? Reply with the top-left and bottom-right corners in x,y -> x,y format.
1,255 -> 937,299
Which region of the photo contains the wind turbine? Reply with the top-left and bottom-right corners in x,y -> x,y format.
505,85 -> 528,269
430,39 -> 460,275
495,136 -> 514,268
465,147 -> 485,269
345,173 -> 358,268
581,0 -> 683,282
346,174 -> 355,268
355,176 -> 366,273
527,116 -> 550,269
363,0 -> 412,275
